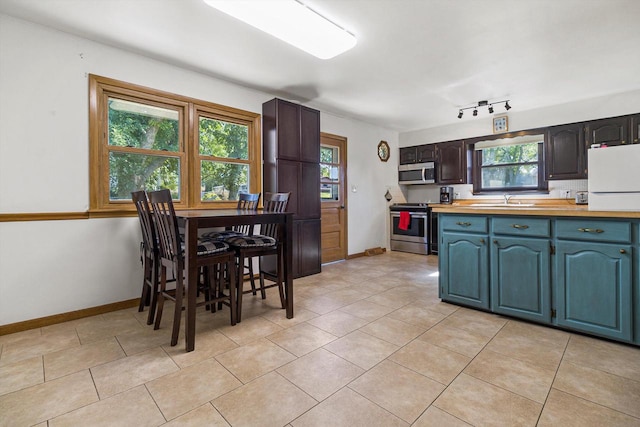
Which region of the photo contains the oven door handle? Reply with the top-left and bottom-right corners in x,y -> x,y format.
391,212 -> 428,217
422,167 -> 427,182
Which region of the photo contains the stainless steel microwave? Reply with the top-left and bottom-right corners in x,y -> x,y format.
398,162 -> 435,184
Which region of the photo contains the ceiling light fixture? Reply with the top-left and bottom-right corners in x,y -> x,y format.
202,0 -> 357,59
457,99 -> 511,119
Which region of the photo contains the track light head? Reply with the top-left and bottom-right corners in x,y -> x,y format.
472,109 -> 478,117
504,101 -> 511,111
458,110 -> 463,119
488,105 -> 494,114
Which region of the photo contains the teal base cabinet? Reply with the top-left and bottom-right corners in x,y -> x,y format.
491,236 -> 551,323
440,232 -> 489,309
555,241 -> 632,342
438,212 -> 639,346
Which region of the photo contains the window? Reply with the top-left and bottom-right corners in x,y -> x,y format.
89,75 -> 260,211
472,133 -> 547,193
320,145 -> 340,201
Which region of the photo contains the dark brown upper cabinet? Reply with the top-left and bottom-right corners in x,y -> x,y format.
585,116 -> 629,147
630,114 -> 640,144
263,98 -> 320,163
416,144 -> 436,162
436,140 -> 469,184
399,146 -> 417,164
546,123 -> 587,180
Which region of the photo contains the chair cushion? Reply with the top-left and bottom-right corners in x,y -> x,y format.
181,239 -> 230,256
225,234 -> 277,248
201,230 -> 246,240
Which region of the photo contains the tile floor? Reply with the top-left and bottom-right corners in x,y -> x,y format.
1,252 -> 640,426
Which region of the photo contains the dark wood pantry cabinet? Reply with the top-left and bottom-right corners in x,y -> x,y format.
262,98 -> 321,278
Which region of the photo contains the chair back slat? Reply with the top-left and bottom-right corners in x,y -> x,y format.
132,191 -> 156,256
234,192 -> 261,235
148,189 -> 181,262
261,192 -> 291,238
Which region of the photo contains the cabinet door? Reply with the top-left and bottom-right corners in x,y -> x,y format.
399,147 -> 417,164
545,124 -> 587,180
491,237 -> 551,323
276,160 -> 300,216
416,144 -> 435,162
585,116 -> 629,147
298,219 -> 321,277
440,231 -> 489,309
300,107 -> 320,163
299,162 -> 320,219
275,99 -> 301,161
555,241 -> 632,341
630,114 -> 640,144
436,140 -> 467,184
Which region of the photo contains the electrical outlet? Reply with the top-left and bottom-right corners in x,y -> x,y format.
454,192 -> 460,199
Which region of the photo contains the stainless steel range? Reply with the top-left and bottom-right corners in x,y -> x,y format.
389,203 -> 437,255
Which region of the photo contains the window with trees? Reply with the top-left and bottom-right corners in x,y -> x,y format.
472,134 -> 547,193
89,75 -> 260,212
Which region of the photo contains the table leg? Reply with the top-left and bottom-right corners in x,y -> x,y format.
284,214 -> 294,319
185,218 -> 198,352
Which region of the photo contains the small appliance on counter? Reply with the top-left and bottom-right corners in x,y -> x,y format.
440,186 -> 454,204
575,191 -> 588,205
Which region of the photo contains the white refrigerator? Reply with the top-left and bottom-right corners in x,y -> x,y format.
588,144 -> 640,211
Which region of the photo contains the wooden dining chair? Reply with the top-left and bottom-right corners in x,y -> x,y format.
201,192 -> 261,240
225,192 -> 290,322
131,190 -> 160,325
147,189 -> 237,346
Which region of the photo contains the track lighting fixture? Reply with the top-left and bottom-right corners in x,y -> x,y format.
457,99 -> 511,119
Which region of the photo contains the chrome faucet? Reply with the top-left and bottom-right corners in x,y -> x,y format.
503,194 -> 513,205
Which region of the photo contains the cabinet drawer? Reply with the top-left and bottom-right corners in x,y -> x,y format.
556,219 -> 631,243
492,217 -> 550,237
441,215 -> 488,233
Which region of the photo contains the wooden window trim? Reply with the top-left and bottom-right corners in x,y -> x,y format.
89,74 -> 261,213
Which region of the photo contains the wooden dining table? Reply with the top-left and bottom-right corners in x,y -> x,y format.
176,209 -> 294,352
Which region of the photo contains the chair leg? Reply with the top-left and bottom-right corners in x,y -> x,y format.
139,256 -> 151,312
170,270 -> 184,346
147,256 -> 160,325
237,254 -> 244,323
277,250 -> 285,309
258,257 -> 268,300
154,266 -> 167,330
228,258 -> 237,325
248,259 -> 257,296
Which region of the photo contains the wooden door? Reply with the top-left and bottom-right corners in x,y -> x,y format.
320,133 -> 347,263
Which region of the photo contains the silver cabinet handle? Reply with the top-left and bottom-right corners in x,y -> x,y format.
456,222 -> 471,227
620,249 -> 626,254
512,224 -> 529,229
578,228 -> 604,233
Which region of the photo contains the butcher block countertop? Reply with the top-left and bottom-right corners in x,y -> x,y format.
431,199 -> 640,219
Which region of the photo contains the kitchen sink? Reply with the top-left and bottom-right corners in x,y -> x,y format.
468,203 -> 536,207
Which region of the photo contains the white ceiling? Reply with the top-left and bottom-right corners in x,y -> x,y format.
1,0 -> 639,132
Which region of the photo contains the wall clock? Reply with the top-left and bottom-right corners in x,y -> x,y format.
493,116 -> 508,133
377,140 -> 390,162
